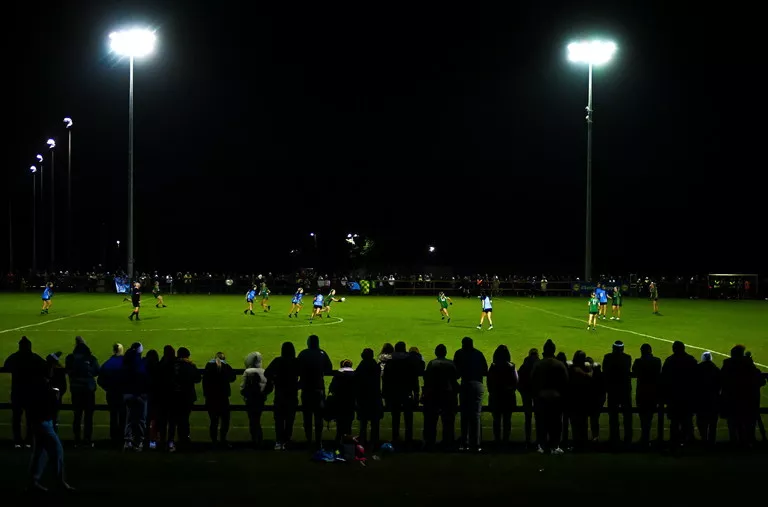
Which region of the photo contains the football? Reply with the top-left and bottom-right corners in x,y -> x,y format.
340,297 -> 346,302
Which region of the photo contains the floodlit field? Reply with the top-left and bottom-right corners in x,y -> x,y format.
1,293 -> 766,441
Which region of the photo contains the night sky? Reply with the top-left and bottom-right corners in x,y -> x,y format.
5,1 -> 765,276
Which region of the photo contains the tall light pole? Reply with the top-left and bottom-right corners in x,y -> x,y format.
30,165 -> 38,273
36,154 -> 43,201
109,28 -> 157,281
64,117 -> 73,270
310,232 -> 317,248
567,40 -> 616,282
46,138 -> 56,270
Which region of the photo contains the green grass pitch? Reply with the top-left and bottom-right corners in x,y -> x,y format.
1,293 -> 766,442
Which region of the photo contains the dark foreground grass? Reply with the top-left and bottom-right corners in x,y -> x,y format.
0,445 -> 764,506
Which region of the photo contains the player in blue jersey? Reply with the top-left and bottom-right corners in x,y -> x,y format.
289,287 -> 304,318
477,291 -> 493,330
40,282 -> 54,314
596,283 -> 609,319
309,290 -> 325,322
244,285 -> 258,315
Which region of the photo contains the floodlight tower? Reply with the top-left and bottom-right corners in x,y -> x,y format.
109,28 -> 157,281
46,138 -> 56,269
64,117 -> 73,269
567,40 -> 617,283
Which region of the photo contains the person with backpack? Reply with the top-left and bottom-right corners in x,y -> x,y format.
241,351 -> 271,447
203,352 -> 236,448
64,336 -> 99,448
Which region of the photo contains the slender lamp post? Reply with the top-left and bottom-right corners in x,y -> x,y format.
108,28 -> 157,281
46,138 -> 56,270
567,40 -> 617,282
64,117 -> 73,269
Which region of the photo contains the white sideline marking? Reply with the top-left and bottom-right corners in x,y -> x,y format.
18,317 -> 345,333
0,305 -> 125,335
499,299 -> 768,370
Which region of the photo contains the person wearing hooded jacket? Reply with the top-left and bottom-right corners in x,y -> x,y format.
328,359 -> 356,446
297,335 -> 333,449
98,343 -> 126,447
241,351 -> 270,446
121,342 -> 149,451
695,351 -> 721,445
264,342 -> 300,450
203,352 -> 236,447
4,337 -> 47,447
167,347 -> 201,451
64,336 -> 99,448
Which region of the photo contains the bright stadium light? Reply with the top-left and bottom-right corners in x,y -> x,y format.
428,246 -> 435,253
63,117 -> 73,128
30,165 -> 37,173
310,232 -> 315,237
567,40 -> 616,65
36,154 -> 43,162
567,39 -> 616,283
109,27 -> 157,282
109,29 -> 156,57
46,138 -> 55,149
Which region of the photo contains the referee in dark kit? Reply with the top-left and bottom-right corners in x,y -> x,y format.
129,282 -> 142,321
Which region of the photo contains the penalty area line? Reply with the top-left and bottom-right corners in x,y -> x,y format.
23,317 -> 345,333
498,299 -> 768,370
0,305 -> 126,335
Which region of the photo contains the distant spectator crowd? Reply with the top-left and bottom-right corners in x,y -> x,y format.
3,334 -> 766,461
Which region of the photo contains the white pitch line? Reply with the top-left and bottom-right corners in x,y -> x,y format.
0,305 -> 125,335
19,317 -> 345,333
498,299 -> 768,370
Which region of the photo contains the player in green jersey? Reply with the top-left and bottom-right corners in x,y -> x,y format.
610,286 -> 621,320
649,282 -> 659,314
259,282 -> 271,312
587,292 -> 599,330
437,291 -> 452,322
152,281 -> 167,308
321,288 -> 342,318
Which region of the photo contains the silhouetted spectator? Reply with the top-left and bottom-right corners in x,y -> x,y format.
422,344 -> 458,450
328,359 -> 356,446
453,336 -> 488,451
586,357 -> 605,442
4,336 -> 46,448
144,349 -> 161,449
204,352 -> 236,447
355,348 -> 383,447
97,343 -> 125,447
121,342 -> 149,451
241,351 -> 269,447
64,336 -> 99,448
383,341 -> 421,445
265,342 -> 300,450
487,345 -> 518,445
378,343 -> 394,376
661,341 -> 698,448
27,365 -> 74,493
517,348 -> 540,448
556,351 -> 570,447
745,351 -> 767,441
531,339 -> 568,454
297,335 -> 332,450
567,350 -> 593,451
695,351 -> 721,445
167,347 -> 201,451
632,343 -> 661,447
721,345 -> 763,446
46,352 -> 66,433
603,340 -> 632,448
154,345 -> 175,448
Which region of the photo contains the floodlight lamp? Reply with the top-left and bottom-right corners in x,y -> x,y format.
428,246 -> 435,253
109,29 -> 156,57
47,139 -> 56,149
310,232 -> 315,236
347,233 -> 352,238
30,165 -> 37,173
64,117 -> 73,128
567,40 -> 617,65
36,154 -> 43,162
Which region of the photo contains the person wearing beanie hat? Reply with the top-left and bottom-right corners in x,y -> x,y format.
603,340 -> 632,448
97,343 -> 126,447
75,336 -> 85,345
166,347 -> 201,452
632,343 -> 661,447
530,338 -> 568,454
661,340 -> 697,448
65,337 -> 100,448
695,350 -> 721,445
4,336 -> 46,447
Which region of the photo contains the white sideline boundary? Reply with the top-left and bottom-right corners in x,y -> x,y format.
498,299 -> 768,370
0,305 -> 125,335
22,317 -> 345,333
